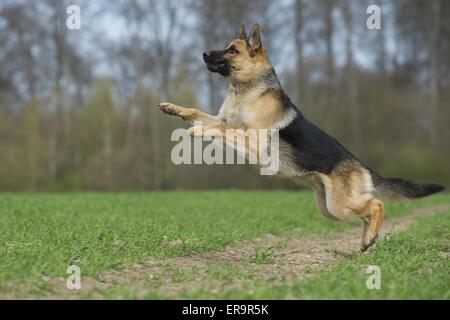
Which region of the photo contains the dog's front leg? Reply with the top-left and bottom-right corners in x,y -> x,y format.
188,125 -> 260,163
187,124 -> 226,137
158,102 -> 221,126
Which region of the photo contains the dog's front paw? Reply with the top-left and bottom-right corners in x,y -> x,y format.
158,102 -> 182,116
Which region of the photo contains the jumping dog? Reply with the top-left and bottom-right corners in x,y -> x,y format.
158,24 -> 445,251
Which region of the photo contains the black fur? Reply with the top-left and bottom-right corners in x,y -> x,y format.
278,92 -> 357,174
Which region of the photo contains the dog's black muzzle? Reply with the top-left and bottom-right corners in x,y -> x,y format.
203,50 -> 231,76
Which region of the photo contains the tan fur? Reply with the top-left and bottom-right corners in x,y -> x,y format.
244,91 -> 296,129
319,160 -> 375,221
361,199 -> 384,249
224,39 -> 270,83
314,160 -> 384,250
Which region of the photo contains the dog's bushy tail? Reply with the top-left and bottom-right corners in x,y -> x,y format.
371,173 -> 445,199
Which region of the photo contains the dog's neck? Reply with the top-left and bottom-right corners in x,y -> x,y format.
227,67 -> 282,99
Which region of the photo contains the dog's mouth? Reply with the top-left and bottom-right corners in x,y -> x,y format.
206,61 -> 230,76
203,50 -> 231,76
206,61 -> 226,71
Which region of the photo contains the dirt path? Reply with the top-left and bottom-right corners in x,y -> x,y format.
9,203 -> 450,299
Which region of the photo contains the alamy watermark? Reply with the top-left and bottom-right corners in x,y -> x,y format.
66,5 -> 81,30
366,265 -> 381,290
170,121 -> 280,176
66,265 -> 81,290
366,5 -> 382,30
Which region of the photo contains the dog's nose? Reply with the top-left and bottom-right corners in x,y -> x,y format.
203,51 -> 210,61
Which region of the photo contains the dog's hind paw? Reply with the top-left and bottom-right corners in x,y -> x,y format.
361,235 -> 378,252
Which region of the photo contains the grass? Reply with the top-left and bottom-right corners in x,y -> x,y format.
243,247 -> 276,264
176,211 -> 450,299
0,191 -> 449,297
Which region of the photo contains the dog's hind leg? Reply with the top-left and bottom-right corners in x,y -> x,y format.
319,161 -> 385,251
360,199 -> 384,252
313,182 -> 340,221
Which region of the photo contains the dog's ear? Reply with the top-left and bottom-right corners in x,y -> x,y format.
248,23 -> 262,55
237,24 -> 247,40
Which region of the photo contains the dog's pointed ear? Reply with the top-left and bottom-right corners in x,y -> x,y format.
237,24 -> 247,40
248,23 -> 262,55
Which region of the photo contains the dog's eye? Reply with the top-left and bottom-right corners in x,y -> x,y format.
227,47 -> 238,55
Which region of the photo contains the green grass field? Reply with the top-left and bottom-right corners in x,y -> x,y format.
0,191 -> 449,299
174,212 -> 450,299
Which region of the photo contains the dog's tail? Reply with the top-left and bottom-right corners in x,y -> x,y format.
371,172 -> 445,200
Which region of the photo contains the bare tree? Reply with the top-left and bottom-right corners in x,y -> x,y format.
340,0 -> 360,146
294,0 -> 305,103
116,0 -> 184,189
321,0 -> 335,84
426,0 -> 441,147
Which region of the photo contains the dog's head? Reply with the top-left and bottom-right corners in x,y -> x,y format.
202,23 -> 270,82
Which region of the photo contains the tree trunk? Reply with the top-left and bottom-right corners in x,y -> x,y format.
428,0 -> 441,147
342,0 -> 360,147
294,0 -> 305,103
322,0 -> 334,110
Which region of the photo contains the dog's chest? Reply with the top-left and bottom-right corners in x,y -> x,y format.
219,97 -> 246,128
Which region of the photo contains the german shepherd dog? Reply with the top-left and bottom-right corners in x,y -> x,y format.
158,24 -> 445,251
